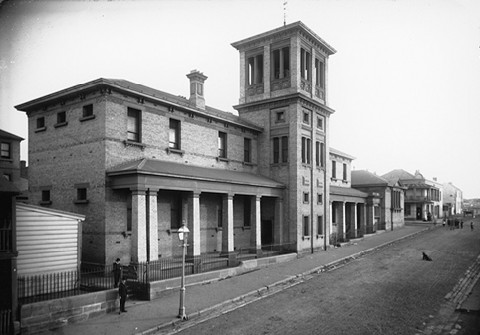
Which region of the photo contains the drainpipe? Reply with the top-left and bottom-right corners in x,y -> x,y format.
323,141 -> 327,251
391,187 -> 394,231
310,116 -> 315,254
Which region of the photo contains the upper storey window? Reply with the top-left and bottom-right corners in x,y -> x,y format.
169,119 -> 181,150
300,48 -> 311,81
315,58 -> 325,89
127,107 -> 141,142
271,47 -> 290,80
247,54 -> 263,86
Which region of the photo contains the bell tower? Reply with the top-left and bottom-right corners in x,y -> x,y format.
232,21 -> 337,253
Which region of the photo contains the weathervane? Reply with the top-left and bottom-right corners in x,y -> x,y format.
283,0 -> 288,26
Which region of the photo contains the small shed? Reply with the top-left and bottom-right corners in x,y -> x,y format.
16,203 -> 85,276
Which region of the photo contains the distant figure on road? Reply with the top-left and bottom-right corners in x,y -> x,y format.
460,220 -> 463,229
119,278 -> 128,314
442,219 -> 445,227
471,221 -> 474,231
422,252 -> 432,261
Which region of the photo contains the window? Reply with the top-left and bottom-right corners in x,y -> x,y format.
303,215 -> 310,236
271,47 -> 290,79
57,111 -> 66,124
343,163 -> 347,181
247,54 -> 264,85
36,117 -> 45,129
169,119 -> 181,149
77,188 -> 87,201
317,116 -> 324,130
127,108 -> 141,142
303,192 -> 309,204
303,111 -> 310,124
276,111 -> 285,123
41,190 -> 51,204
1,142 -> 10,159
83,104 -> 93,117
218,132 -> 227,158
317,215 -> 324,235
317,193 -> 323,204
244,138 -> 251,163
244,197 -> 251,227
170,194 -> 182,230
127,193 -> 132,232
301,137 -> 311,164
273,137 -> 280,164
315,58 -> 325,89
300,48 -> 311,80
332,161 -> 337,179
315,142 -> 320,167
3,173 -> 11,181
273,136 -> 288,164
281,136 -> 288,163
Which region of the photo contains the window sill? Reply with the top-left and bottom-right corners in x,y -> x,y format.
166,148 -> 185,156
35,127 -> 47,133
242,226 -> 251,231
123,140 -> 146,150
0,158 -> 13,162
80,115 -> 96,122
54,122 -> 68,128
39,201 -> 52,205
73,200 -> 89,204
316,234 -> 324,239
242,162 -> 255,167
216,157 -> 229,163
302,236 -> 311,241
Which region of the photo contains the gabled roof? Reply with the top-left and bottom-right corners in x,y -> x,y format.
107,159 -> 285,189
15,78 -> 263,132
0,129 -> 24,141
17,202 -> 85,221
352,170 -> 391,187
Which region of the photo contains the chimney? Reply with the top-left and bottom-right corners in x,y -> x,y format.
186,70 -> 208,110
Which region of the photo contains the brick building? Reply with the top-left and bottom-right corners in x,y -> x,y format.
15,22 -> 384,266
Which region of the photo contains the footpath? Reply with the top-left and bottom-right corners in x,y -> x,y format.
47,223 -> 479,335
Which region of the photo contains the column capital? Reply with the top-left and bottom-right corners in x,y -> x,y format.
131,188 -> 146,196
189,191 -> 201,198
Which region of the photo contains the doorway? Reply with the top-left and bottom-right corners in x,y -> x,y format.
261,220 -> 273,246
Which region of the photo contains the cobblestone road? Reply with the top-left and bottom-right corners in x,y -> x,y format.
170,225 -> 480,335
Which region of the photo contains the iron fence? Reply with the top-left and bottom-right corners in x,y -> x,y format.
0,309 -> 11,335
18,242 -> 296,304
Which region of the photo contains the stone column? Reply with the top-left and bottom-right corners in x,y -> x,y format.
353,203 -> 358,238
148,189 -> 159,262
341,202 -> 346,241
221,194 -> 235,265
187,191 -> 201,256
131,189 -> 147,263
274,197 -> 283,245
250,195 -> 262,256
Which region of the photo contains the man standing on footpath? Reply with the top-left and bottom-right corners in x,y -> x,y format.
118,278 -> 128,314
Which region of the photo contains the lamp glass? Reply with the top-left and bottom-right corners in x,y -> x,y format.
177,224 -> 190,241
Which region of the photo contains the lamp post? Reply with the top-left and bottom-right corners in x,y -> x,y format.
177,223 -> 190,320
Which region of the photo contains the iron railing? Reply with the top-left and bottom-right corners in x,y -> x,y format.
0,309 -> 11,335
18,243 -> 297,304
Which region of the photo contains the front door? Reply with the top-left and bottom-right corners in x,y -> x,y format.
261,220 -> 273,246
416,206 -> 422,220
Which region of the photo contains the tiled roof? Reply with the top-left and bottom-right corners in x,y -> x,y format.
108,159 -> 285,189
351,170 -> 391,187
382,169 -> 415,182
16,78 -> 262,131
330,185 -> 368,197
0,173 -> 21,194
0,129 -> 24,141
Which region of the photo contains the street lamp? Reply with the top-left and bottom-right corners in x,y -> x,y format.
177,223 -> 190,320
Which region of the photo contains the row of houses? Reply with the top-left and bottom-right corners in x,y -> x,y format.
0,21 -> 463,333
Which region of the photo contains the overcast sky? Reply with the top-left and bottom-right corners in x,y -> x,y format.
1,0 -> 479,198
